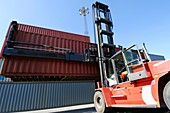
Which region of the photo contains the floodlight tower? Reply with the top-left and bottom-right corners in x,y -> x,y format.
79,7 -> 89,35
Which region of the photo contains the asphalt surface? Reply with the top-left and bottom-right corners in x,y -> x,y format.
53,107 -> 96,113
14,104 -> 170,113
54,108 -> 170,113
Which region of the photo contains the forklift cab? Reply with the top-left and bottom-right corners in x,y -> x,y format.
106,44 -> 149,86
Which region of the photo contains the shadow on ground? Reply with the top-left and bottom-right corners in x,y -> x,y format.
54,108 -> 170,113
110,108 -> 170,113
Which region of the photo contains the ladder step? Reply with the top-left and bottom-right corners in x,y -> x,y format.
102,43 -> 115,48
100,30 -> 113,36
90,55 -> 96,57
111,94 -> 126,98
96,18 -> 112,25
93,2 -> 108,9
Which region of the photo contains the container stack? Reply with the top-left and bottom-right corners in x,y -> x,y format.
0,21 -> 99,81
0,21 -> 98,112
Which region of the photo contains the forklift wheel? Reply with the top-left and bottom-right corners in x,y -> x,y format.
94,91 -> 109,113
163,81 -> 170,109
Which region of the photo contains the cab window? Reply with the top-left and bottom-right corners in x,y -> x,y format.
113,53 -> 128,83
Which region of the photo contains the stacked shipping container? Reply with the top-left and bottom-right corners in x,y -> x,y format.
0,81 -> 95,112
0,21 -> 99,112
0,22 -> 99,81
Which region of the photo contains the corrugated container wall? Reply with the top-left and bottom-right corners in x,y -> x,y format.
0,22 -> 99,81
0,81 -> 95,112
2,23 -> 91,55
1,56 -> 98,79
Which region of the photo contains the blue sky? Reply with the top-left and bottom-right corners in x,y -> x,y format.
0,0 -> 170,59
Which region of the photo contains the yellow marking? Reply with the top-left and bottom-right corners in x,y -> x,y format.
157,101 -> 160,107
154,75 -> 159,78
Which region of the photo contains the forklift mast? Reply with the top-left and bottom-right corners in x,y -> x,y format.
92,2 -> 115,87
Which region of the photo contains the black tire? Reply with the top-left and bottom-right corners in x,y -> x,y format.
94,91 -> 110,113
163,81 -> 170,109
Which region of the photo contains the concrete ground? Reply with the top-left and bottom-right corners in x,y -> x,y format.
14,104 -> 170,113
14,104 -> 96,113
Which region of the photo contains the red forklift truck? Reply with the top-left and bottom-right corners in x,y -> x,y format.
92,2 -> 170,113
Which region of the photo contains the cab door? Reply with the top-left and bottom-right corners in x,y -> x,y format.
122,45 -> 148,81
109,45 -> 149,105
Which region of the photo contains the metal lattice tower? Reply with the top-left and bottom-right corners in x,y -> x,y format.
79,7 -> 89,35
